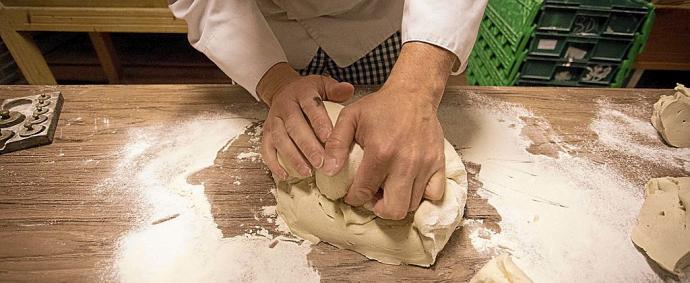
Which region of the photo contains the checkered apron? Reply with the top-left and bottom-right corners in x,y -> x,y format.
299,32 -> 402,85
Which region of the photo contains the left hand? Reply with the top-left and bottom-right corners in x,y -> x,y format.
322,42 -> 456,220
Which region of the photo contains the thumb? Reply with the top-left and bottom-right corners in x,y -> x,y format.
322,77 -> 354,102
424,169 -> 446,201
322,106 -> 356,176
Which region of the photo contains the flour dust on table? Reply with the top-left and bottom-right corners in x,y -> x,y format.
102,116 -> 319,283
456,92 -> 660,282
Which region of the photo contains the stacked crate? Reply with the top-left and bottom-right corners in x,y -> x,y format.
467,0 -> 655,87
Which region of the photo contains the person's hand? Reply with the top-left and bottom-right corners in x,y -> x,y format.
258,63 -> 354,180
322,42 -> 455,220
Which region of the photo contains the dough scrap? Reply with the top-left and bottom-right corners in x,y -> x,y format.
470,254 -> 533,283
651,84 -> 690,148
631,177 -> 690,278
275,102 -> 468,266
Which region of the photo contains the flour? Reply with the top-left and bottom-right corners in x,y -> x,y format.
591,101 -> 690,171
237,151 -> 261,162
463,219 -> 501,253
107,117 -> 319,283
460,93 -> 659,282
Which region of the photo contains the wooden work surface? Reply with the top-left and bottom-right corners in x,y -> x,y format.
0,85 -> 683,282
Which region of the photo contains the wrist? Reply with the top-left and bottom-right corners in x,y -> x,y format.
256,62 -> 301,107
384,42 -> 455,107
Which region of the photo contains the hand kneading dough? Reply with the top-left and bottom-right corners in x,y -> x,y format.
632,177 -> 690,278
651,84 -> 690,148
470,254 -> 532,283
274,102 -> 468,266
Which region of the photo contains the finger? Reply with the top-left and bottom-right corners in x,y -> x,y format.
298,90 -> 332,143
344,150 -> 389,207
424,169 -> 446,201
273,117 -> 312,177
284,110 -> 325,168
322,107 -> 357,176
322,76 -> 354,103
260,136 -> 287,181
373,169 -> 414,220
409,169 -> 433,211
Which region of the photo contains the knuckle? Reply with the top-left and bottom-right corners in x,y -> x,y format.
372,146 -> 395,165
325,137 -> 348,151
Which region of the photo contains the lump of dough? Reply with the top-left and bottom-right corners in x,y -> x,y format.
470,254 -> 532,283
631,177 -> 690,278
275,101 -> 468,266
313,102 -> 363,200
651,84 -> 690,148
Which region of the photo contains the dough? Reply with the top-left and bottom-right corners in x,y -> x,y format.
275,102 -> 468,266
631,177 -> 690,278
470,254 -> 532,283
651,84 -> 690,148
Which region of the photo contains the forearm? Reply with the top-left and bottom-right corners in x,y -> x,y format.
384,42 -> 455,108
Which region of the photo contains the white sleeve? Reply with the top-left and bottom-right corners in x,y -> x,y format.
401,0 -> 487,75
170,0 -> 288,100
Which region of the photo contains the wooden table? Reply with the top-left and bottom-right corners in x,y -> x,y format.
0,85 -> 682,282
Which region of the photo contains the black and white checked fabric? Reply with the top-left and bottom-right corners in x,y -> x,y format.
299,32 -> 402,85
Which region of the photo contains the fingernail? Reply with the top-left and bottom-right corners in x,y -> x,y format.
323,157 -> 338,176
313,154 -> 324,169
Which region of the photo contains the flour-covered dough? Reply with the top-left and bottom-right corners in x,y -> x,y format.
275,102 -> 468,266
470,254 -> 532,283
632,177 -> 690,278
651,84 -> 690,148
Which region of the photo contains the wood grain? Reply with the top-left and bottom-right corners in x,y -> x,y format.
0,85 -> 678,282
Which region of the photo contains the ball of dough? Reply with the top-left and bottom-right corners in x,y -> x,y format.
470,254 -> 533,283
274,101 -> 468,266
651,84 -> 690,148
632,177 -> 690,279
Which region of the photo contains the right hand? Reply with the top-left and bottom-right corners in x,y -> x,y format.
258,63 -> 354,181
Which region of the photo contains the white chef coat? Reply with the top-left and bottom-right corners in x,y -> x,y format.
169,0 -> 487,100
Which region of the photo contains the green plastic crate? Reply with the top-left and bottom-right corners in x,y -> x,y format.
527,32 -> 634,62
467,0 -> 654,87
482,0 -> 543,54
519,57 -> 620,85
474,35 -> 528,81
537,2 -> 649,37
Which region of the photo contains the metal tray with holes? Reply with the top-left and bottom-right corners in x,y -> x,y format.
0,91 -> 63,154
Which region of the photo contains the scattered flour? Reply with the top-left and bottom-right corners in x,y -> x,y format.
261,205 -> 277,217
590,102 -> 690,170
106,117 -> 319,283
460,93 -> 660,282
237,151 -> 261,162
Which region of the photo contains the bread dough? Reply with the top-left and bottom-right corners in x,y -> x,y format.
651,84 -> 690,148
631,177 -> 690,278
275,102 -> 468,266
470,254 -> 532,283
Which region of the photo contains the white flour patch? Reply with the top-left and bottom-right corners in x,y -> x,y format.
462,219 -> 501,254
460,93 -> 659,282
107,117 -> 319,283
261,205 -> 277,217
591,102 -> 690,171
237,151 -> 261,162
